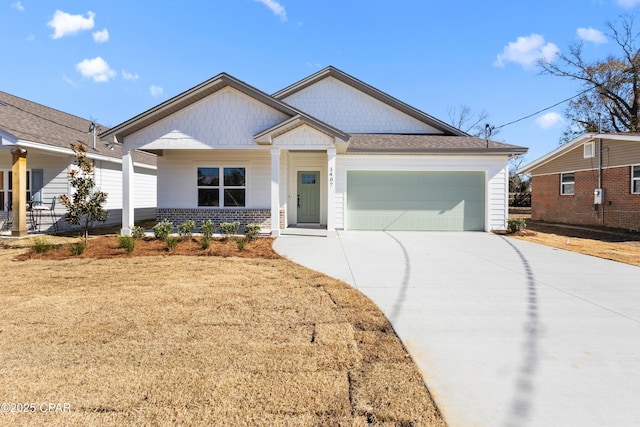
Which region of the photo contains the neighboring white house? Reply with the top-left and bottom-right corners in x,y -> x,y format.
101,66 -> 527,237
0,90 -> 156,236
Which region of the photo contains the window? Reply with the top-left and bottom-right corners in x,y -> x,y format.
197,167 -> 245,207
633,166 -> 640,194
584,141 -> 595,158
1,170 -> 31,210
561,172 -> 574,195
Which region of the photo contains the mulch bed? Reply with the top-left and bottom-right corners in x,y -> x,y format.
15,236 -> 281,261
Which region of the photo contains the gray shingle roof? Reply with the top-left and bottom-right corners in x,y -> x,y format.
0,91 -> 155,166
346,134 -> 527,154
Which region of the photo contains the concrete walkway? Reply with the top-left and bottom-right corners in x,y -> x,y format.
273,231 -> 640,427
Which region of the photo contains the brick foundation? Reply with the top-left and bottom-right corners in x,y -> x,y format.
531,167 -> 640,231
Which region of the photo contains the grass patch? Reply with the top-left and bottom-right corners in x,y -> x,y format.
0,243 -> 444,425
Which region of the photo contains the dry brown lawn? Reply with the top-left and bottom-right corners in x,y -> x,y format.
0,236 -> 445,426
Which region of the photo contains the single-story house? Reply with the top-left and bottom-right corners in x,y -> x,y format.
100,66 -> 527,237
0,90 -> 157,236
518,132 -> 640,231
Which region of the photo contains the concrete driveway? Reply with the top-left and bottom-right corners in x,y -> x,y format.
274,231 -> 640,427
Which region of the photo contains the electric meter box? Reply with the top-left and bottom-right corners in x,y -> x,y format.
594,188 -> 604,204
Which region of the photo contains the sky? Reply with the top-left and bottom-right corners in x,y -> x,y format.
1,0 -> 639,163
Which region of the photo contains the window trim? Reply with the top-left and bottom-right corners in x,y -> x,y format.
560,172 -> 575,196
583,141 -> 595,158
632,165 -> 640,195
196,166 -> 247,208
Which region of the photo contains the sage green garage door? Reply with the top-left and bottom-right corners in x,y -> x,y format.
347,171 -> 485,231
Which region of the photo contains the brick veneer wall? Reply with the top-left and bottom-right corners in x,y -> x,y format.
157,209 -> 272,229
531,166 -> 640,230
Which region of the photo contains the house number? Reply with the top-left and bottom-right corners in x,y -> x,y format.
329,167 -> 334,187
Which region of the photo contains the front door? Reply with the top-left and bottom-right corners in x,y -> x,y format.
297,171 -> 320,223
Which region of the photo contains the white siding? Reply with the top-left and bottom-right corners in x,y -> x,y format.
157,150 -> 270,209
95,161 -> 122,209
281,77 -> 439,134
273,125 -> 334,148
125,87 -> 290,150
133,166 -> 157,209
335,155 -> 509,231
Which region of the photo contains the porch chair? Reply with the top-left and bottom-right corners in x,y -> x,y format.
31,197 -> 58,233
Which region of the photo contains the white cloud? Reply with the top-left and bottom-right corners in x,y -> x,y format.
254,0 -> 287,22
48,10 -> 95,39
122,70 -> 139,81
92,29 -> 109,43
535,112 -> 564,129
577,27 -> 607,44
11,1 -> 24,11
76,57 -> 116,82
150,85 -> 164,97
494,34 -> 559,68
617,0 -> 640,8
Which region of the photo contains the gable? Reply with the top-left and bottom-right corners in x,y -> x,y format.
125,87 -> 290,150
272,125 -> 334,148
280,77 -> 441,134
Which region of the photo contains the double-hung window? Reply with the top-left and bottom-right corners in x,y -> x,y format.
197,167 -> 246,207
1,170 -> 31,210
632,165 -> 640,194
560,172 -> 574,196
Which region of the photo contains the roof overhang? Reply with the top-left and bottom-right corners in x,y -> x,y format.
517,132 -> 640,175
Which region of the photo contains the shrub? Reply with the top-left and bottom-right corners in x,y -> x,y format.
200,220 -> 216,239
32,236 -> 53,254
130,225 -> 146,239
177,219 -> 196,239
165,235 -> 179,251
507,218 -> 527,233
236,237 -> 246,251
219,221 -> 240,239
244,223 -> 261,242
200,237 -> 211,250
69,241 -> 86,256
153,219 -> 173,240
117,235 -> 136,253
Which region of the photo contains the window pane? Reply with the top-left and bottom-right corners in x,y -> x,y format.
302,174 -> 316,184
563,184 -> 574,195
0,193 -> 4,210
224,189 -> 245,207
198,189 -> 219,206
561,173 -> 574,183
197,168 -> 219,186
634,181 -> 640,193
633,166 -> 640,179
224,168 -> 245,186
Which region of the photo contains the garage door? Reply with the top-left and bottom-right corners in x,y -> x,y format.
347,171 -> 485,231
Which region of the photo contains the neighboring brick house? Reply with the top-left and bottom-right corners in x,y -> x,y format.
518,133 -> 640,231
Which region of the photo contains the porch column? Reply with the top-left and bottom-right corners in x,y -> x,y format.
270,148 -> 281,237
11,148 -> 28,237
121,147 -> 134,236
327,148 -> 337,237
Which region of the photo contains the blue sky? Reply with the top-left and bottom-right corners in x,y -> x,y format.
1,0 -> 638,161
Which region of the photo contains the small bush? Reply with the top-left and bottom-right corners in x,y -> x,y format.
117,235 -> 136,253
200,220 -> 216,239
32,237 -> 53,254
244,223 -> 261,242
165,235 -> 179,251
508,218 -> 527,233
219,221 -> 240,239
130,225 -> 146,239
236,237 -> 246,251
177,219 -> 196,239
200,237 -> 211,250
153,219 -> 173,240
69,241 -> 86,256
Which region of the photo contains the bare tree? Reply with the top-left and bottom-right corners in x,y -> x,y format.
539,14 -> 640,141
447,105 -> 499,138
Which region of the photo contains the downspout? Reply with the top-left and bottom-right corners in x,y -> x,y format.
597,117 -> 604,224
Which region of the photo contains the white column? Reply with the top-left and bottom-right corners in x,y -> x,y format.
270,148 -> 281,237
121,147 -> 135,236
327,147 -> 337,238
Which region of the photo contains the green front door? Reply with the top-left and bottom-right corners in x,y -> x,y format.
297,171 -> 320,223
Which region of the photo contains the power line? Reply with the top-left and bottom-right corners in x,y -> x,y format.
492,86 -> 594,131
0,97 -> 92,134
